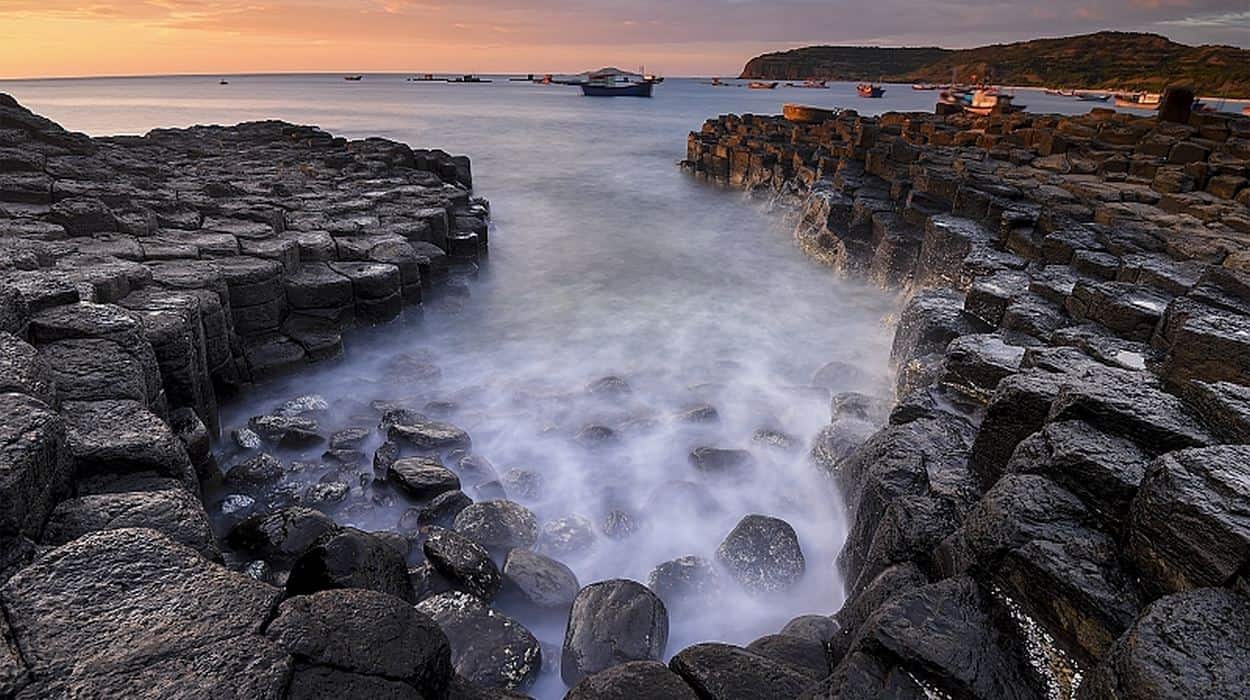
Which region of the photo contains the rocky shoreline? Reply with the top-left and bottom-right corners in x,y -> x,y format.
683,104 -> 1250,696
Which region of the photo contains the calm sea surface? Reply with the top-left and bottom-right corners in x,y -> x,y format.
0,75 -> 1124,696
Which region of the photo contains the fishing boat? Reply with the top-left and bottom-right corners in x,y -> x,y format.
219,80 -> 229,85
1074,92 -> 1110,102
1114,92 -> 1161,110
857,83 -> 885,98
912,83 -> 940,90
791,80 -> 828,89
343,75 -> 363,81
447,75 -> 491,83
939,87 -> 1023,115
748,81 -> 779,90
581,70 -> 659,97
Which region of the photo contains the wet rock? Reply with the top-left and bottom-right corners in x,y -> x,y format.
225,452 -> 283,487
1180,379 -> 1250,443
586,375 -> 632,397
226,506 -> 339,566
966,371 -> 1061,489
562,579 -> 668,685
1048,365 -> 1216,452
890,289 -> 982,368
454,500 -> 539,552
601,509 -> 638,539
387,414 -> 472,452
833,562 -> 929,661
373,439 -> 400,473
304,481 -> 349,507
416,591 -> 542,691
675,403 -> 720,423
810,360 -> 875,392
285,666 -> 424,700
42,488 -> 219,560
940,333 -> 1025,402
247,414 -> 323,448
668,643 -> 813,700
574,424 -> 618,447
276,394 -> 330,417
746,634 -> 830,679
647,556 -> 721,605
389,456 -> 461,501
751,427 -> 800,451
1005,420 -> 1150,526
538,514 -> 596,557
1078,588 -> 1250,700
844,493 -> 958,593
62,399 -> 195,489
420,489 -> 473,529
0,392 -> 68,538
716,514 -> 805,594
0,333 -> 55,405
329,426 -> 371,450
424,526 -> 502,601
0,528 -> 288,698
780,614 -> 839,644
854,575 -> 1043,700
565,660 -> 697,700
266,588 -> 452,698
231,427 -> 262,449
501,548 -> 579,609
809,419 -> 877,472
499,468 -> 543,500
287,526 -> 413,602
688,446 -> 755,477
1127,445 -> 1250,596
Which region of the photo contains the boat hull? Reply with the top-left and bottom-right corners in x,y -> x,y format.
581,82 -> 653,97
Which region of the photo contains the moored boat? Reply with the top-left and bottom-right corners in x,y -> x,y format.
912,83 -> 939,90
447,75 -> 490,83
1114,92 -> 1162,109
857,83 -> 885,98
1074,92 -> 1110,102
581,70 -> 658,97
939,87 -> 1023,115
343,75 -> 363,81
748,81 -> 778,90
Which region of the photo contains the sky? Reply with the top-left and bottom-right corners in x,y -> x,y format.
0,0 -> 1247,79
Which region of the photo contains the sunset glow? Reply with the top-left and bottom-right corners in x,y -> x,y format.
1,1 -> 1247,79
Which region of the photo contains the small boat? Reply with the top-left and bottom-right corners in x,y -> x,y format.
344,75 -> 363,81
219,80 -> 229,85
912,83 -> 939,90
447,75 -> 491,83
788,80 -> 827,89
581,70 -> 659,97
857,83 -> 885,98
748,81 -> 779,90
940,88 -> 1024,115
1114,92 -> 1162,110
408,74 -> 440,81
1074,92 -> 1110,102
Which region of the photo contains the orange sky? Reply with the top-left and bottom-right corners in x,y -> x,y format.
2,1 -> 1246,79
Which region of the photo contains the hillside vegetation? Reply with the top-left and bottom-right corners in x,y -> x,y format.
739,32 -> 1250,96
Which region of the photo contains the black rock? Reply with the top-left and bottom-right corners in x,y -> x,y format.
389,456 -> 461,501
746,634 -> 830,679
716,514 -> 805,594
416,592 -> 542,691
43,488 -> 219,560
286,526 -> 414,602
780,614 -> 839,644
688,446 -> 755,477
248,414 -> 324,448
565,660 -> 697,700
225,452 -> 284,486
453,500 -> 539,552
501,548 -> 579,609
265,588 -> 452,698
387,414 -> 472,452
227,506 -> 339,566
420,489 -> 473,529
562,579 -> 669,685
423,527 -> 502,601
646,556 -> 721,605
538,515 -> 596,557
668,643 -> 813,700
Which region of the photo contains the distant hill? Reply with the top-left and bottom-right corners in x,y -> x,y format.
739,32 -> 1250,96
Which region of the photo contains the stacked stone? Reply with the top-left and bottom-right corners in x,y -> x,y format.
0,95 -> 487,698
684,106 -> 1250,698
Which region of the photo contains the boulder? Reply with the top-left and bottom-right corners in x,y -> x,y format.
0,333 -> 55,405
286,527 -> 413,602
940,333 -> 1025,402
423,526 -> 502,601
647,555 -> 721,605
453,500 -> 538,552
247,414 -> 324,448
0,393 -> 68,538
538,515 -> 596,557
387,414 -> 472,452
42,488 -> 218,560
966,371 -> 1060,489
716,514 -> 805,594
501,548 -> 579,609
668,643 -> 813,700
61,399 -> 195,489
0,528 -> 289,697
416,592 -> 541,692
226,506 -> 339,566
688,446 -> 755,477
225,452 -> 284,487
565,660 -> 697,700
562,579 -> 669,685
890,289 -> 981,368
419,489 -> 473,529
1078,588 -> 1250,700
265,588 -> 452,698
389,457 -> 462,501
746,634 -> 830,679
1127,445 -> 1250,596
779,615 -> 839,644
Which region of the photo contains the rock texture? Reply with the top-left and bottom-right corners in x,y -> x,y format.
686,104 -> 1250,698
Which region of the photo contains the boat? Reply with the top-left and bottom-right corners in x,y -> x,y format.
1114,92 -> 1162,110
912,83 -> 940,90
581,70 -> 659,97
788,80 -> 827,89
408,73 -> 440,81
1244,106 -> 1250,117
748,81 -> 778,90
857,83 -> 885,98
1074,92 -> 1110,102
344,75 -> 363,81
447,75 -> 491,83
219,80 -> 229,85
939,87 -> 1024,115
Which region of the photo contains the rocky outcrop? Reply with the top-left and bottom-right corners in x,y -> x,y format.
0,94 -> 491,698
685,104 -> 1250,697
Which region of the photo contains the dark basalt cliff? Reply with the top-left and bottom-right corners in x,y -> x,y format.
740,31 -> 1250,96
678,104 -> 1250,697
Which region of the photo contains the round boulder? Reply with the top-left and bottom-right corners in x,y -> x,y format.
716,514 -> 805,594
453,500 -> 538,552
501,548 -> 579,609
416,592 -> 542,692
423,527 -> 502,601
286,527 -> 413,602
566,661 -> 697,700
389,457 -> 461,501
561,579 -> 669,685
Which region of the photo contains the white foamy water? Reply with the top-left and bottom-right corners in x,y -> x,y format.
1,75 -> 946,696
